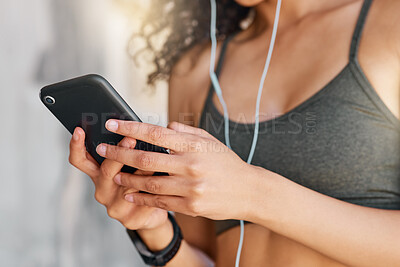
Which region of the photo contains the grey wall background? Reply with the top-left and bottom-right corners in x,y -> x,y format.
0,0 -> 168,266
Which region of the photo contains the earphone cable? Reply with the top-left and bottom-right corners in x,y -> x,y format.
209,0 -> 282,266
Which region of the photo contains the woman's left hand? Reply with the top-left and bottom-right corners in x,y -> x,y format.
96,119 -> 264,221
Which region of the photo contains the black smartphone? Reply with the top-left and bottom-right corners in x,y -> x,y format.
39,74 -> 168,174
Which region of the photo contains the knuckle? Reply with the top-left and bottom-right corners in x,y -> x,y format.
94,191 -> 106,205
119,175 -> 128,186
154,197 -> 168,210
119,137 -> 130,148
107,146 -> 120,161
187,200 -> 202,217
199,128 -> 209,135
124,221 -> 139,230
134,196 -> 145,206
126,122 -> 137,134
167,121 -> 179,130
190,181 -> 205,197
106,205 -> 120,219
148,127 -> 164,143
137,152 -> 153,169
186,160 -> 202,177
187,139 -> 201,153
200,128 -> 214,140
99,164 -> 113,178
105,145 -> 121,161
145,179 -> 161,193
115,149 -> 128,163
68,155 -> 76,166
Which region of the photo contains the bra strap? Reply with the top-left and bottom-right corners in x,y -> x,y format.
215,33 -> 236,77
349,0 -> 373,62
205,33 -> 238,104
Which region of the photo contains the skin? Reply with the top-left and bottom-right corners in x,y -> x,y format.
68,0 -> 400,266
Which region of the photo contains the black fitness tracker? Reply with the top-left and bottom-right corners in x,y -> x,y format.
126,213 -> 183,266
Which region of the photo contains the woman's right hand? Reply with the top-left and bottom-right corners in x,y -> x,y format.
68,127 -> 169,231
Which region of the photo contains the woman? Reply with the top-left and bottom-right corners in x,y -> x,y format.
68,0 -> 400,266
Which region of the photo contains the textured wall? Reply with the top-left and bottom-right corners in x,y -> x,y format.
0,0 -> 167,266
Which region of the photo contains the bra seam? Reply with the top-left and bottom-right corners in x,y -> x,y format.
349,61 -> 400,129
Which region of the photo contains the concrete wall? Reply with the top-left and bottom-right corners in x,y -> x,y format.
0,0 -> 167,266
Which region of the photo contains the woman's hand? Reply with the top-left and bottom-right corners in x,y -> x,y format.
96,120 -> 263,221
68,127 -> 169,231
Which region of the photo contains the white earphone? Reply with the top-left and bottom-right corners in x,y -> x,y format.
209,0 -> 282,266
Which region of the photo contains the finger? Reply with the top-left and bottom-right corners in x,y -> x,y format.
114,173 -> 186,196
124,192 -> 187,214
85,151 -> 99,166
122,187 -> 139,195
123,205 -> 158,230
99,137 -> 137,180
167,121 -> 216,141
96,144 -> 185,173
69,127 -> 99,178
105,120 -> 199,152
107,186 -> 164,229
106,192 -> 135,221
134,169 -> 154,176
107,188 -> 149,225
108,195 -> 161,230
95,137 -> 137,204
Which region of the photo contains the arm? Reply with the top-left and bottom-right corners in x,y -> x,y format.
233,2 -> 400,264
100,120 -> 400,267
137,216 -> 215,267
137,47 -> 216,266
68,126 -> 214,267
248,168 -> 400,267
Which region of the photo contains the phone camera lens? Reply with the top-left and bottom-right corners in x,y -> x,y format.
44,96 -> 55,105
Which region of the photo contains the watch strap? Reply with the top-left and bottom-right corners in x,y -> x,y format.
126,213 -> 183,266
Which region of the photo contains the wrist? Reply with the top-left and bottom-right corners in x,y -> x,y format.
245,165 -> 282,224
130,213 -> 183,266
137,217 -> 174,252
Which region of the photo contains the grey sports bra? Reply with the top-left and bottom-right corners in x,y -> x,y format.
199,0 -> 400,235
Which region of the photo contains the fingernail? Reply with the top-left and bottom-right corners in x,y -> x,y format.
73,128 -> 79,141
114,174 -> 122,185
106,120 -> 118,131
125,194 -> 134,203
120,139 -> 130,148
96,144 -> 107,156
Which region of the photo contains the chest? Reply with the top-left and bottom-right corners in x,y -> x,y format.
202,77 -> 400,204
211,2 -> 399,124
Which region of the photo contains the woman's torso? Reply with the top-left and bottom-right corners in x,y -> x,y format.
175,0 -> 400,266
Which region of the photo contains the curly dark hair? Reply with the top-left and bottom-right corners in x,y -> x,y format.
130,0 -> 251,85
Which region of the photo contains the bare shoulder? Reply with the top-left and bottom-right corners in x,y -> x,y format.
371,0 -> 400,47
364,0 -> 400,118
168,41 -> 217,125
373,0 -> 400,21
